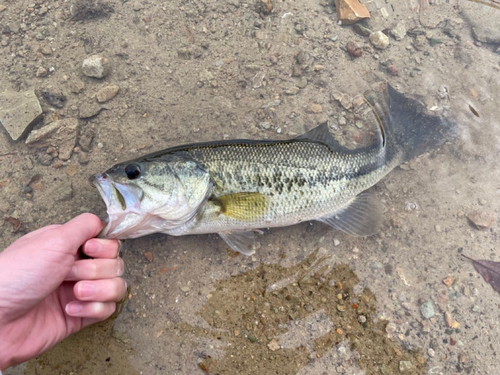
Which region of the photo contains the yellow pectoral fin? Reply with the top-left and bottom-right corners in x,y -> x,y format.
215,192 -> 267,220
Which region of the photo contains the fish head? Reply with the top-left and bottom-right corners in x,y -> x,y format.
92,154 -> 211,239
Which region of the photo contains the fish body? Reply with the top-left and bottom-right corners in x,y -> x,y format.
93,84 -> 456,255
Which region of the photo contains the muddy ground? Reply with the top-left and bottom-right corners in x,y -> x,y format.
1,0 -> 500,374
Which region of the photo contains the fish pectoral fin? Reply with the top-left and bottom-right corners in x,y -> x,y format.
215,192 -> 267,220
219,231 -> 258,256
317,191 -> 383,237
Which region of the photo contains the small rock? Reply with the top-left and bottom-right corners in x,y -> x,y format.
467,210 -> 494,230
285,86 -> 300,95
334,0 -> 370,25
69,79 -> 85,94
358,315 -> 367,324
40,45 -> 52,56
39,6 -> 48,15
353,23 -> 371,36
369,31 -> 390,50
420,301 -> 435,319
399,361 -> 414,372
442,276 -> 453,286
385,322 -> 397,334
428,348 -> 435,357
256,0 -> 273,15
79,102 -> 102,119
180,285 -> 190,292
0,5 -> 6,12
0,89 -> 43,141
41,91 -> 66,109
82,55 -> 111,79
414,35 -> 427,51
144,252 -> 153,262
313,64 -> 325,71
386,64 -> 398,76
78,151 -> 90,165
267,340 -> 280,351
333,238 -> 340,246
308,103 -> 323,113
444,311 -> 454,327
260,122 -> 271,130
96,85 -> 120,103
36,67 -> 48,77
132,1 -> 144,11
26,118 -> 79,160
390,22 -> 406,41
177,47 -> 192,60
346,41 -> 362,57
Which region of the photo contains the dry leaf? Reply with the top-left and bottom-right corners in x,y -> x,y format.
462,254 -> 500,294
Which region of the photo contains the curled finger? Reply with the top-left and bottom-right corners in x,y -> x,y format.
82,238 -> 121,259
65,258 -> 124,281
65,301 -> 116,320
74,278 -> 127,302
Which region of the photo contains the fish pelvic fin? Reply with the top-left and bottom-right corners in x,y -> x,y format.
318,191 -> 383,237
219,231 -> 258,256
365,83 -> 457,163
215,192 -> 267,221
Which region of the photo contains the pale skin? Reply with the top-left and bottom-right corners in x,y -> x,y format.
0,213 -> 127,371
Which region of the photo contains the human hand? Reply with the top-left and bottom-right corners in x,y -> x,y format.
0,213 -> 127,371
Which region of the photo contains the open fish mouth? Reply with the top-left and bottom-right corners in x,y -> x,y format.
91,174 -> 144,238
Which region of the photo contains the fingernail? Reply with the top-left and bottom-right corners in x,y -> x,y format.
66,303 -> 83,315
78,282 -> 97,298
67,265 -> 77,279
117,259 -> 124,276
85,240 -> 101,254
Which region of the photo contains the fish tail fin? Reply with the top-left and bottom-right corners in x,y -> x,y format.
365,83 -> 457,163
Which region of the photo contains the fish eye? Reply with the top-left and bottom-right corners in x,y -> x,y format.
125,164 -> 141,180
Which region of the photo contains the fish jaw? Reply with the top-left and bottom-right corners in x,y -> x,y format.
92,173 -> 145,238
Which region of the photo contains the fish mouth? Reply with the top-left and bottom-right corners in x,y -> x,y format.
91,174 -> 144,238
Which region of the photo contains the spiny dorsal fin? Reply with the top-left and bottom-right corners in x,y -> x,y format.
295,123 -> 349,152
318,191 -> 383,237
215,192 -> 267,220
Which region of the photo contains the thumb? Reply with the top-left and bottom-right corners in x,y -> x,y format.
57,213 -> 104,254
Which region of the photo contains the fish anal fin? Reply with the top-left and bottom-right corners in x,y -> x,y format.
216,192 -> 267,220
219,231 -> 258,256
318,191 -> 383,237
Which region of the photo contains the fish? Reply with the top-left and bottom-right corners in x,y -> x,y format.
92,84 -> 456,255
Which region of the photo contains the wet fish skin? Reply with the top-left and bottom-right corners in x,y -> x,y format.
93,84 -> 456,255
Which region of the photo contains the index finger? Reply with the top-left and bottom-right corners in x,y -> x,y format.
58,213 -> 104,252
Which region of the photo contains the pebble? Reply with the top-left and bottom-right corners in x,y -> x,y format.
358,315 -> 367,324
79,102 -> 102,119
285,86 -> 300,95
346,41 -> 362,57
399,361 -> 414,372
333,238 -> 340,246
267,340 -> 280,351
36,67 -> 48,77
420,301 -> 435,319
390,22 -> 406,41
308,103 -> 323,113
428,348 -> 435,357
443,276 -> 453,286
69,79 -> 85,94
260,122 -> 271,130
467,210 -> 494,230
369,31 -> 390,50
353,23 -> 371,36
78,151 -> 90,165
338,116 -> 346,126
82,55 -> 111,79
335,0 -> 370,25
385,322 -> 397,334
96,85 -> 120,103
144,252 -> 153,262
414,35 -> 427,51
0,89 -> 43,141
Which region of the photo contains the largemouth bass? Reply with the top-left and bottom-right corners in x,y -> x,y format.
92,84 -> 456,255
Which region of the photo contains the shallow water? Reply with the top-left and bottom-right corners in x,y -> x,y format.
1,0 -> 499,374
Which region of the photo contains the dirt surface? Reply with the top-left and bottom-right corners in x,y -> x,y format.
1,0 -> 500,374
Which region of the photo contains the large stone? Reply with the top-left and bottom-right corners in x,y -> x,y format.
26,118 -> 79,160
461,3 -> 500,44
0,90 -> 43,141
334,0 -> 370,25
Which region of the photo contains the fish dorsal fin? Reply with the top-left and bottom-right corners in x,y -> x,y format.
318,191 -> 382,237
219,231 -> 258,256
295,123 -> 348,151
215,192 -> 267,220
